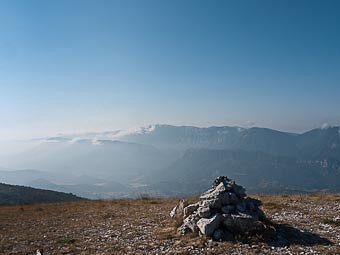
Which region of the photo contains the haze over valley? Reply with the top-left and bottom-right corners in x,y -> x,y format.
1,124 -> 340,198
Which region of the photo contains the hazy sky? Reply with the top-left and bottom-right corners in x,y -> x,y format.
1,0 -> 340,139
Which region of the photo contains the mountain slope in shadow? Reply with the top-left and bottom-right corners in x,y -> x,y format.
0,182 -> 83,205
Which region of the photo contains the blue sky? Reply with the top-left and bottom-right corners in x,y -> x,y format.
0,0 -> 339,139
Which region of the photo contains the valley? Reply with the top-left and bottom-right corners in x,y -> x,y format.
1,125 -> 340,198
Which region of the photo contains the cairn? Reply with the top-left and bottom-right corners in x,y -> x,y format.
170,176 -> 271,241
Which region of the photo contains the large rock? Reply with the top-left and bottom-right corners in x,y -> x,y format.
221,205 -> 235,214
178,212 -> 200,234
233,183 -> 246,198
220,192 -> 239,205
223,212 -> 257,233
183,202 -> 199,218
236,200 -> 246,212
199,198 -> 222,209
197,206 -> 211,218
197,214 -> 223,236
172,176 -> 271,241
170,199 -> 187,219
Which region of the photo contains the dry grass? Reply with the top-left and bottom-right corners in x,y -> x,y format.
0,195 -> 339,254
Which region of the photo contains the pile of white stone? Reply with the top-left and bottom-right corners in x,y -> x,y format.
170,176 -> 269,241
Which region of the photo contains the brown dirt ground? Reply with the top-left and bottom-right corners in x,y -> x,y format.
0,194 -> 340,255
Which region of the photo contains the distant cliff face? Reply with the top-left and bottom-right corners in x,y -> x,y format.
0,183 -> 83,205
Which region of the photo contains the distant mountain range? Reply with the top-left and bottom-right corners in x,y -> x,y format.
0,124 -> 339,198
35,124 -> 340,158
118,125 -> 340,160
0,182 -> 83,205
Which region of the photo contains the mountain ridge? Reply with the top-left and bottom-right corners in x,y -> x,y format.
26,124 -> 338,144
1,124 -> 340,197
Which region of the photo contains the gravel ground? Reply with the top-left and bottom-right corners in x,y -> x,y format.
0,194 -> 339,255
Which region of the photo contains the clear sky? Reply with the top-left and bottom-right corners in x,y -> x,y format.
0,0 -> 339,139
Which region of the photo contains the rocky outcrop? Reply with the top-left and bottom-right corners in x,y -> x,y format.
171,176 -> 272,241
170,199 -> 187,219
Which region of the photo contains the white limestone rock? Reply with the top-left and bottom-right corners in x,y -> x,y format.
183,202 -> 199,219
197,206 -> 211,218
197,214 -> 223,236
170,199 -> 187,219
172,176 -> 270,240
